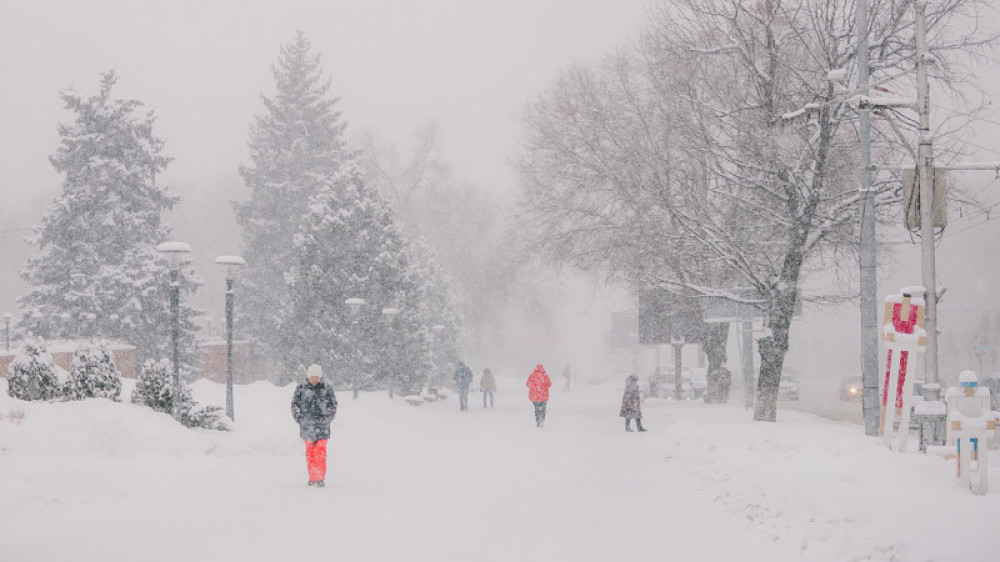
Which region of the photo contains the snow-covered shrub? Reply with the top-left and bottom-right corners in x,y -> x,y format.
131,358 -> 171,412
65,342 -> 122,401
132,359 -> 229,431
132,358 -> 186,413
7,339 -> 63,401
179,404 -> 230,432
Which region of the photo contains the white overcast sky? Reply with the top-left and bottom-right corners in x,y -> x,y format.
0,0 -> 652,224
1,0 -> 998,360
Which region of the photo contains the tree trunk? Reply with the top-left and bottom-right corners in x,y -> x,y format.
703,322 -> 729,372
753,279 -> 801,421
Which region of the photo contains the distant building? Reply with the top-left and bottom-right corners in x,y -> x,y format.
197,339 -> 251,384
1,339 -> 251,383
0,341 -> 136,379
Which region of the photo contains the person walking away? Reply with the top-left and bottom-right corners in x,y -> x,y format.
291,364 -> 338,487
526,364 -> 552,427
563,364 -> 572,391
649,366 -> 664,398
481,368 -> 496,408
454,361 -> 474,411
620,374 -> 646,432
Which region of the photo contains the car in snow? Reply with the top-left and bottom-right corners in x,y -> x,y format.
777,373 -> 800,401
688,367 -> 708,400
651,371 -> 695,399
840,376 -> 863,401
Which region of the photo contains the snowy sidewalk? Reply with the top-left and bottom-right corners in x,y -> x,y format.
2,376 -> 999,561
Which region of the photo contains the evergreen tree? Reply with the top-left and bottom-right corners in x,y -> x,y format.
235,31 -> 351,374
282,163 -> 433,394
132,358 -> 176,413
132,359 -> 229,430
18,71 -> 201,369
405,241 -> 461,388
7,339 -> 63,401
65,342 -> 122,401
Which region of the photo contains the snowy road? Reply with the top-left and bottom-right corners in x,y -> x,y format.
2,374 -> 999,561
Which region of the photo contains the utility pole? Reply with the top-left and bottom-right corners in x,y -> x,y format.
740,319 -> 754,410
857,0 -> 880,436
915,1 -> 939,386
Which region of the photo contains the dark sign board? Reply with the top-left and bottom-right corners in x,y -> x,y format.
608,310 -> 639,349
637,289 -> 708,345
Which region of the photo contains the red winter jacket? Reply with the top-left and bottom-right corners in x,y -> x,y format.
526,364 -> 552,402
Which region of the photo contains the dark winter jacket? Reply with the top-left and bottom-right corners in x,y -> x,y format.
620,375 -> 642,418
291,380 -> 338,441
454,362 -> 473,391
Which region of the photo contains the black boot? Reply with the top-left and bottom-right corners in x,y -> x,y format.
637,419 -> 646,432
625,418 -> 633,432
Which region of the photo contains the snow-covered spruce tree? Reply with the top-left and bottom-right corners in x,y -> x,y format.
131,359 -> 229,430
281,163 -> 432,395
405,240 -> 461,388
7,339 -> 63,401
132,358 -> 179,413
17,71 -> 201,370
64,342 -> 122,401
234,31 -> 351,377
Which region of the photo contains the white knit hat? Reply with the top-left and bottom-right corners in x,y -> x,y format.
307,364 -> 323,379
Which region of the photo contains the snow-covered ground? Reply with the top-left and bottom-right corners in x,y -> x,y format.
2,373 -> 998,561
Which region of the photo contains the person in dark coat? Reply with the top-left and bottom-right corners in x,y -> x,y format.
454,361 -> 474,411
620,374 -> 646,432
291,364 -> 338,487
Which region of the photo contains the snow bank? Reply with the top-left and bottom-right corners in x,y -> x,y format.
1,376 -> 998,561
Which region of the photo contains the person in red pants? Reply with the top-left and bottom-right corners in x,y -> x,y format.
291,364 -> 338,487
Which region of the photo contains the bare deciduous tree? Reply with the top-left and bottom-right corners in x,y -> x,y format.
518,0 -> 994,420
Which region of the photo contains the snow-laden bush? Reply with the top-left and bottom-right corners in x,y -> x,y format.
132,358 -> 178,413
179,404 -> 230,432
64,342 -> 122,401
7,339 -> 63,401
132,359 -> 229,431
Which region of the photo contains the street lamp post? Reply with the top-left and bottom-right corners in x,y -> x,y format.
345,298 -> 365,399
381,307 -> 399,397
157,242 -> 191,422
58,312 -> 70,341
342,298 -> 401,398
431,324 -> 445,386
215,255 -> 246,422
109,314 -> 119,341
3,312 -> 11,351
31,311 -> 44,339
671,335 -> 685,400
85,313 -> 97,342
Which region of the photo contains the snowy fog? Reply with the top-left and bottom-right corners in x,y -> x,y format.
3,1 -> 1000,560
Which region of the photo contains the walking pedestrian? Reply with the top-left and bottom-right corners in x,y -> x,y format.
563,364 -> 572,391
620,374 -> 646,432
291,364 -> 338,487
454,361 -> 473,411
526,364 -> 551,427
481,367 -> 496,408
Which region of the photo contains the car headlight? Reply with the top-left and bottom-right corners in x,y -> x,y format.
849,387 -> 858,395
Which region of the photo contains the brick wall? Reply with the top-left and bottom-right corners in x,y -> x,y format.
0,343 -> 136,378
197,340 -> 251,383
0,342 -> 250,382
